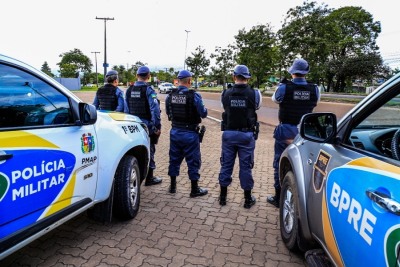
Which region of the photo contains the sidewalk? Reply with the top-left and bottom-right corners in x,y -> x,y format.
2,93 -> 306,267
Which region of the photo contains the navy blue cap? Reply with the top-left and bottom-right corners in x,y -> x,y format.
177,70 -> 192,79
288,59 -> 310,75
137,66 -> 150,75
106,70 -> 118,77
233,65 -> 251,78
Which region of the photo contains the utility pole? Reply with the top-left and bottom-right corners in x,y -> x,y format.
126,50 -> 132,86
184,30 -> 190,69
127,50 -> 131,71
91,51 -> 100,87
96,17 -> 114,77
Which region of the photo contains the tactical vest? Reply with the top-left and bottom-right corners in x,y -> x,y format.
167,89 -> 201,129
126,84 -> 151,120
279,81 -> 318,124
221,84 -> 257,131
96,84 -> 118,111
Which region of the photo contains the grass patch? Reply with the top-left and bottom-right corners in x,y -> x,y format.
80,86 -> 98,91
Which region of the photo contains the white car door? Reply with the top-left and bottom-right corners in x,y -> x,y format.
0,63 -> 98,243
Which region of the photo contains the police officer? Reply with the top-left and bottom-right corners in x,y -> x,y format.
267,58 -> 320,208
218,65 -> 261,209
165,70 -> 208,197
125,66 -> 162,186
93,70 -> 125,112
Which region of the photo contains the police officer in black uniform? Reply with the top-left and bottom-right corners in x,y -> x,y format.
267,58 -> 320,208
218,65 -> 262,209
165,70 -> 208,197
93,70 -> 125,112
125,66 -> 162,186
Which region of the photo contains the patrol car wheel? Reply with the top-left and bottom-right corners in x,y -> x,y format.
113,155 -> 141,220
280,170 -> 300,251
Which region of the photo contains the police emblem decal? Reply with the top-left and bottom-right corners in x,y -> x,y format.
81,133 -> 95,154
0,172 -> 10,202
313,150 -> 331,192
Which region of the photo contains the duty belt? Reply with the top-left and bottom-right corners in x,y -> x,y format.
225,127 -> 253,132
171,123 -> 198,131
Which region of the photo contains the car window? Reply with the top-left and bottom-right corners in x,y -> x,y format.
0,63 -> 73,128
347,91 -> 400,159
357,94 -> 400,127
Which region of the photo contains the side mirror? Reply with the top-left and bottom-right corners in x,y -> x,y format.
299,113 -> 337,143
77,103 -> 97,125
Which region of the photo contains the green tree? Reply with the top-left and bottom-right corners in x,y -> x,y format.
210,45 -> 236,89
111,65 -> 126,84
234,24 -> 279,88
58,48 -> 92,78
325,6 -> 382,91
41,61 -> 54,77
278,1 -> 332,84
185,46 -> 210,88
279,1 -> 384,91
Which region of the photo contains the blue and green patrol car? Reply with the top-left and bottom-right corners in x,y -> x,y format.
279,72 -> 400,266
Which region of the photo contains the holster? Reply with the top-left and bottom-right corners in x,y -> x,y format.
254,122 -> 260,140
150,133 -> 160,144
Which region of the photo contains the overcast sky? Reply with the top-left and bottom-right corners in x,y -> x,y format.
2,0 -> 399,72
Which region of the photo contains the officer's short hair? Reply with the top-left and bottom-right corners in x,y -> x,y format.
234,75 -> 247,81
179,77 -> 191,83
106,75 -> 118,83
106,70 -> 119,83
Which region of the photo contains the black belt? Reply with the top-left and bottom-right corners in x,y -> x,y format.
172,123 -> 198,131
225,128 -> 253,132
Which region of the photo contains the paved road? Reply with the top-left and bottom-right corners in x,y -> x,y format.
157,91 -> 355,125
1,91 -> 310,267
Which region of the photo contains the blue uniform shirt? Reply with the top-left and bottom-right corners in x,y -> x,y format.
165,86 -> 208,119
124,81 -> 161,133
93,86 -> 125,112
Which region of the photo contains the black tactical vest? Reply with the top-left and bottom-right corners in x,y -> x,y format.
221,84 -> 257,130
126,84 -> 151,120
279,81 -> 318,124
167,89 -> 201,129
96,84 -> 118,111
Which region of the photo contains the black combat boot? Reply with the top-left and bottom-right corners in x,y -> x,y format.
190,180 -> 208,198
144,168 -> 163,186
267,188 -> 281,208
244,190 -> 256,209
169,176 -> 176,194
219,186 -> 227,206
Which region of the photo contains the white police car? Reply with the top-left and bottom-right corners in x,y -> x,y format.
279,73 -> 400,266
0,54 -> 150,259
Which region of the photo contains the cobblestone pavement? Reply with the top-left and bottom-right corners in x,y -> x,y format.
1,91 -> 306,267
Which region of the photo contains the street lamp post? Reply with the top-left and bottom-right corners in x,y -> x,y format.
184,30 -> 190,69
96,16 -> 114,77
127,50 -> 131,71
126,50 -> 132,86
91,51 -> 100,87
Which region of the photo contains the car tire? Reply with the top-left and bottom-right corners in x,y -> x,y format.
113,155 -> 141,220
279,170 -> 301,251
